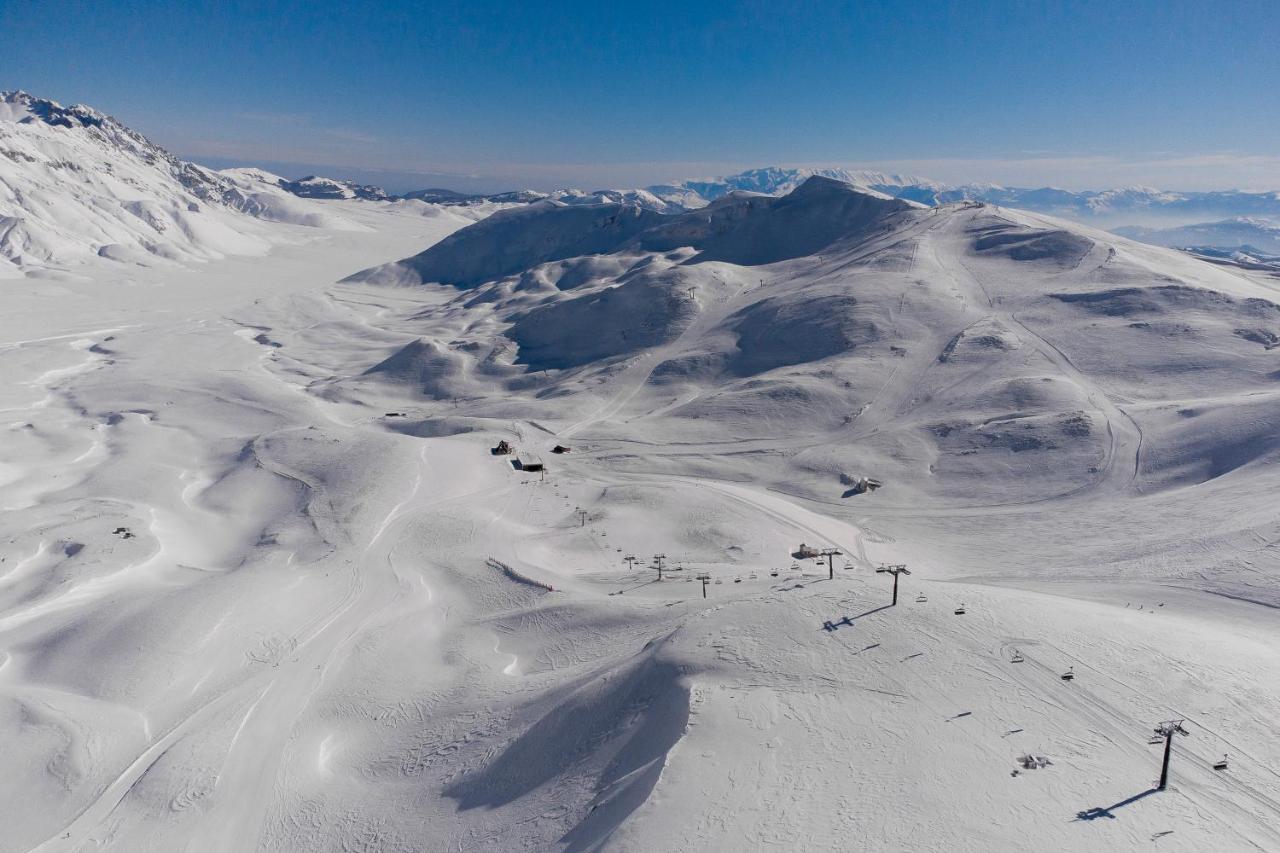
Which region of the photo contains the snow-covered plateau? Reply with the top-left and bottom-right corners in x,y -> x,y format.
2,94 -> 1279,853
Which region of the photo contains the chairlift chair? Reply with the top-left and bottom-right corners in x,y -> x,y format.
915,593 -> 928,603
1060,667 -> 1075,681
1213,754 -> 1229,771
1010,649 -> 1025,663
954,604 -> 966,615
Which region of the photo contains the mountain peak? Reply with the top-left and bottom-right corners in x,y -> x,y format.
0,90 -> 368,272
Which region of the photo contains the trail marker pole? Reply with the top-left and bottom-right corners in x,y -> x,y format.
875,564 -> 911,606
819,547 -> 842,580
1154,720 -> 1189,790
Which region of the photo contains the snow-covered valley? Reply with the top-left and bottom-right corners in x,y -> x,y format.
2,97 -> 1280,853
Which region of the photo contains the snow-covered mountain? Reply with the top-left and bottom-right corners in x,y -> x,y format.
7,148 -> 1280,852
347,175 -> 1280,510
351,177 -> 920,287
397,185 -> 691,213
277,174 -> 392,201
647,165 -> 930,205
890,182 -> 1280,222
0,91 -> 361,275
1114,217 -> 1280,254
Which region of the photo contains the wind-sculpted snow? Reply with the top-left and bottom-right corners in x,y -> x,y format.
444,637 -> 690,848
506,271 -> 701,370
971,223 -> 1094,265
724,292 -> 880,377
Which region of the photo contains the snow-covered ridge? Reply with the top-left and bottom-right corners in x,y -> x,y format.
1115,217 -> 1280,254
0,91 -> 363,275
278,174 -> 391,201
301,164 -> 1280,225
349,176 -> 920,287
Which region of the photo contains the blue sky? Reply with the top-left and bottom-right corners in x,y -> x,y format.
3,0 -> 1279,191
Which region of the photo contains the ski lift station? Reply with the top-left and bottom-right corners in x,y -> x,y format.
517,452 -> 545,472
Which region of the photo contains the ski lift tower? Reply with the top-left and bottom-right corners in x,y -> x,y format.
624,555 -> 637,572
653,554 -> 667,581
1154,720 -> 1190,790
875,564 -> 911,606
818,547 -> 842,580
696,573 -> 711,598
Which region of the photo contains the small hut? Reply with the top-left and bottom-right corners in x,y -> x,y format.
492,440 -> 513,456
850,476 -> 883,495
551,444 -> 571,454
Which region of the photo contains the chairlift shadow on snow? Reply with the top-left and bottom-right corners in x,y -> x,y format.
1074,788 -> 1160,822
819,603 -> 892,631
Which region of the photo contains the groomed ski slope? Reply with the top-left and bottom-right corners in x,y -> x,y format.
2,187 -> 1279,853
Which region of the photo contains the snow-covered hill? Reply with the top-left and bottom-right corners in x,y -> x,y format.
347,177 -> 1280,516
0,91 -> 362,275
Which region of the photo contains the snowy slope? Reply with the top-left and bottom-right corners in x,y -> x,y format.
0,91 -> 362,275
3,164 -> 1280,853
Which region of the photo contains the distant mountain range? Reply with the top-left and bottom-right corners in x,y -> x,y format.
275,165 -> 1280,226
1113,218 -> 1280,254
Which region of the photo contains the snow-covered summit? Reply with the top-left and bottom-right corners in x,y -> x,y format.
350,176 -> 920,287
0,91 -> 361,274
279,174 -> 391,201
655,166 -> 931,205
